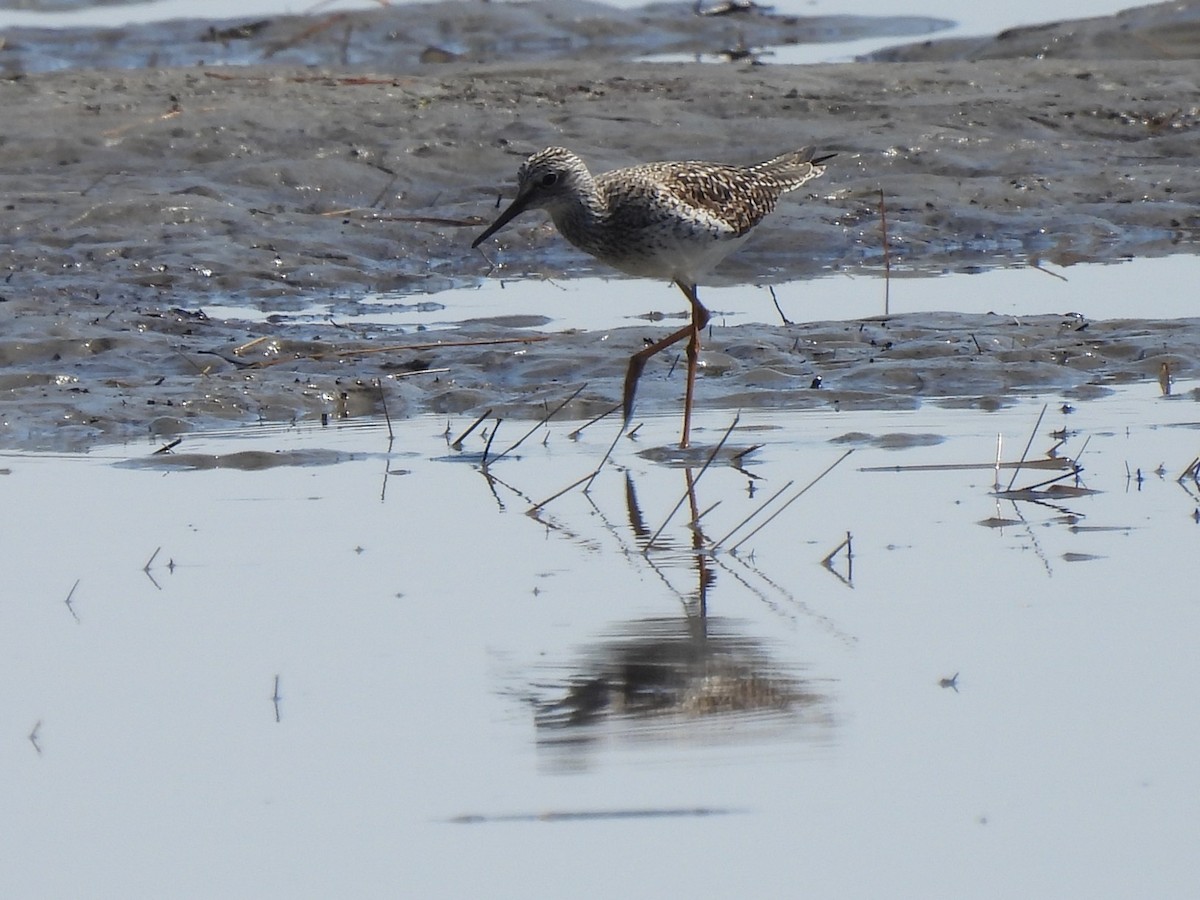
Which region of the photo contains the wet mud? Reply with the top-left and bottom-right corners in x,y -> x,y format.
1,1 -> 1198,448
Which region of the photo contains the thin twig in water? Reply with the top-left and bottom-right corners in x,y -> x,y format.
691,500 -> 722,529
375,378 -> 394,440
821,531 -> 853,568
1005,403 -> 1048,493
491,383 -> 587,462
530,413 -> 624,512
569,403 -> 620,440
480,419 -> 501,469
711,479 -> 796,549
64,579 -> 81,623
451,409 -> 492,450
272,675 -> 282,723
999,467 -> 1080,495
1073,435 -> 1092,469
994,433 -> 1003,492
644,415 -> 741,551
729,449 -> 854,554
142,546 -> 163,590
528,473 -> 593,513
583,419 -> 626,494
152,438 -> 182,455
1177,457 -> 1200,483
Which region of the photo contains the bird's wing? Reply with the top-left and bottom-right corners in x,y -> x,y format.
603,162 -> 785,237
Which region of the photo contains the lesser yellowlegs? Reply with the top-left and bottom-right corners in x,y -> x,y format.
472,146 -> 833,448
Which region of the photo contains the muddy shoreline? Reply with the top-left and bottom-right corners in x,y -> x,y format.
1,3 -> 1199,449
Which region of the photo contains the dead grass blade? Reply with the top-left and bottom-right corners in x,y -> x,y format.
643,415 -> 740,552
490,383 -> 587,463
451,409 -> 492,450
1005,403 -> 1048,492
728,449 -> 854,554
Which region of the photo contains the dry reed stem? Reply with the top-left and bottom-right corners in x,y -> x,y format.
643,415 -> 740,552
711,479 -> 795,549
569,403 -> 621,440
480,418 -> 501,469
728,449 -> 854,554
490,383 -> 587,462
1005,403 -> 1048,492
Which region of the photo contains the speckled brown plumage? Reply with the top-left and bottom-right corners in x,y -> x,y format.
472,145 -> 833,449
472,146 -> 832,283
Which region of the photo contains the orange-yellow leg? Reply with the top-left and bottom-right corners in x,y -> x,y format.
678,282 -> 711,449
621,280 -> 711,449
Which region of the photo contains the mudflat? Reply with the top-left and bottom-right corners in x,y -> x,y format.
1,1 -> 1197,448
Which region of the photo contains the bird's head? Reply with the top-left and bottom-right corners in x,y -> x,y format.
472,147 -> 591,248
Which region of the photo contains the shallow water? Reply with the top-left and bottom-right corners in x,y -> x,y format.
3,384 -> 1199,897
205,254 -> 1200,332
2,2 -> 1197,894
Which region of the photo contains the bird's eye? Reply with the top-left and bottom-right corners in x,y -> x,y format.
540,173 -> 559,187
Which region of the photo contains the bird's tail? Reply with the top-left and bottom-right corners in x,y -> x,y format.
752,147 -> 834,191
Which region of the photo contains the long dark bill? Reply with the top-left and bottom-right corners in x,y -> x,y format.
471,192 -> 533,248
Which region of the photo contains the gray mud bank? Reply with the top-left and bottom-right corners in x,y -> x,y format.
1,2 -> 1198,448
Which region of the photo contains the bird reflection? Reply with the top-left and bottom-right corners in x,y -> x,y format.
532,463 -> 831,757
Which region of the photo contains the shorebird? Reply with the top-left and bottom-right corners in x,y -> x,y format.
472,146 -> 833,448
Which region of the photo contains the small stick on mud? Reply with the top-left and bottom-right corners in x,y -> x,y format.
1005,403 -> 1048,493
451,409 -> 492,450
334,335 -> 549,358
233,336 -> 271,356
491,383 -> 587,463
644,415 -> 740,552
769,285 -> 792,326
729,449 -> 854,554
264,12 -> 349,58
368,173 -> 400,210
